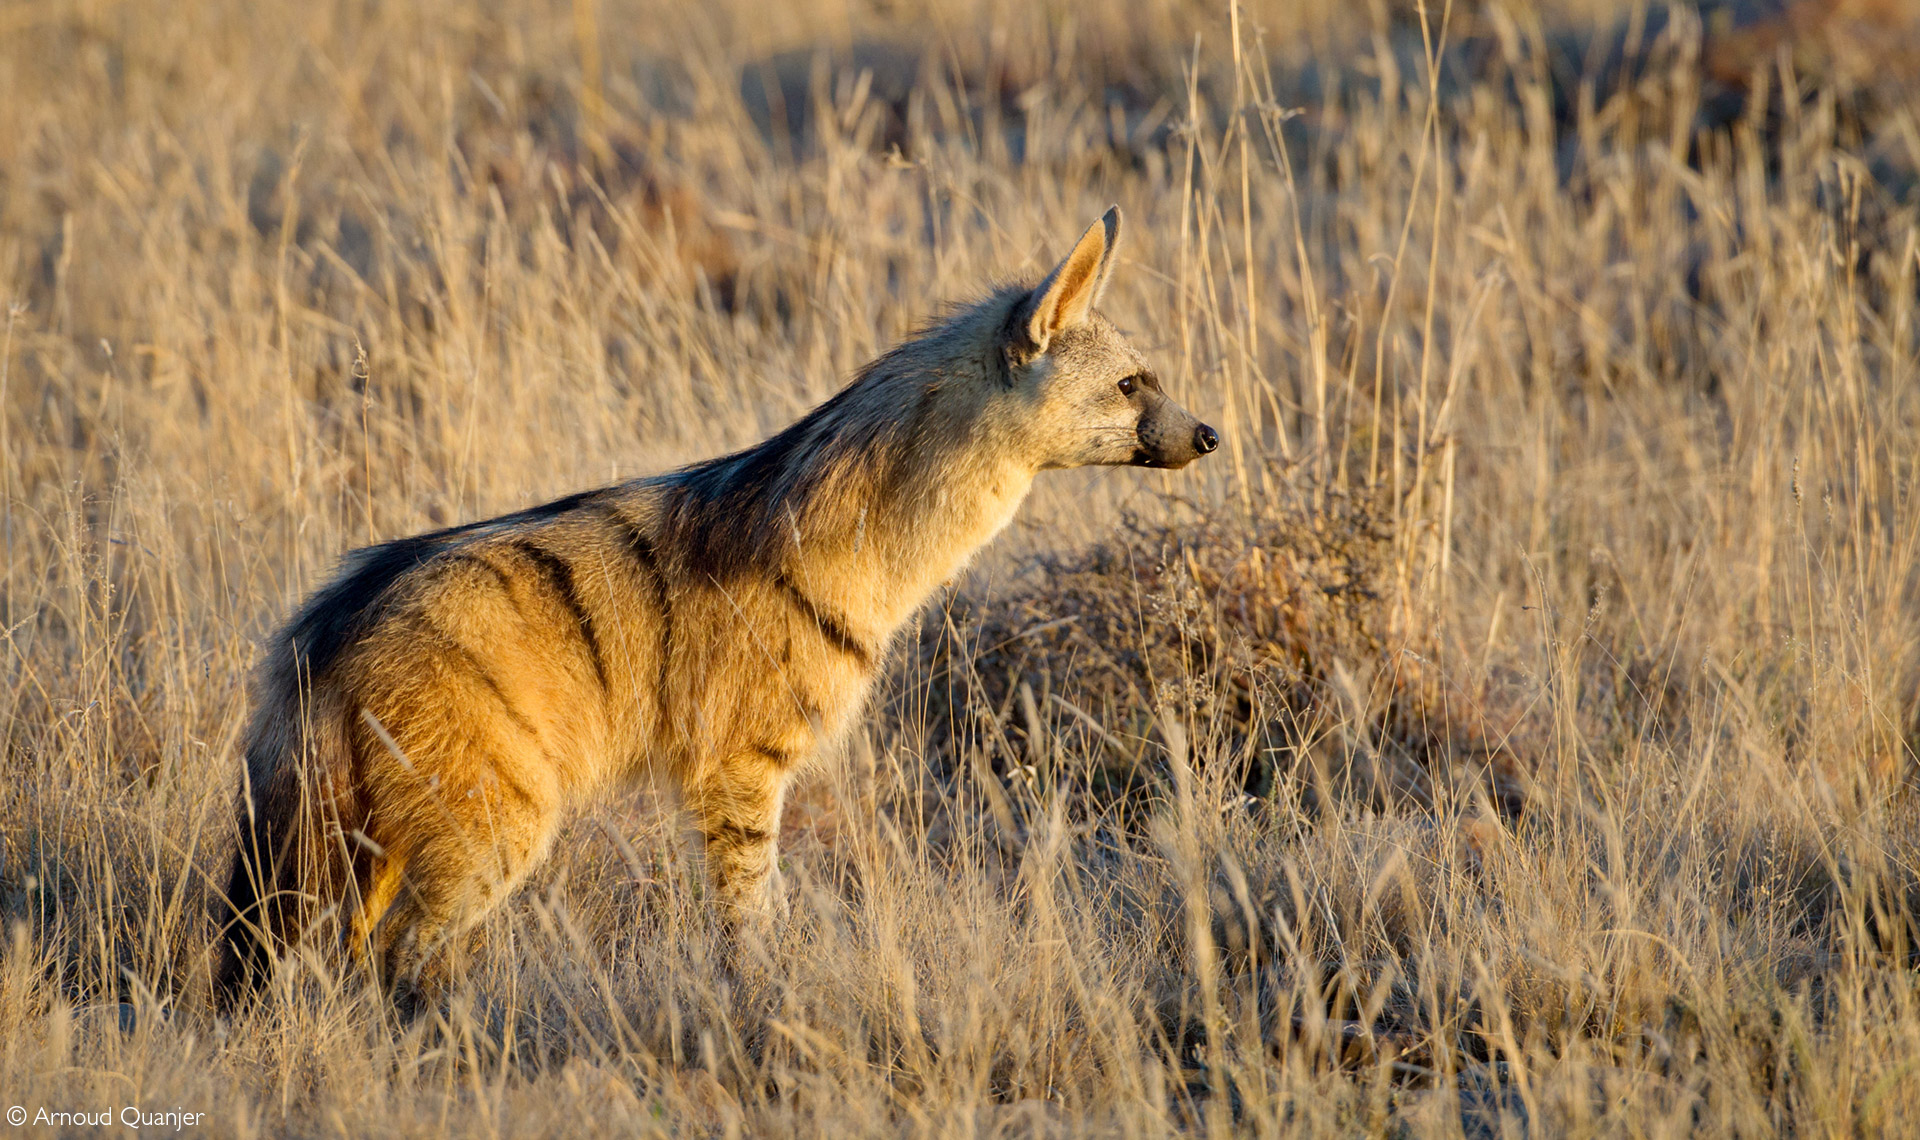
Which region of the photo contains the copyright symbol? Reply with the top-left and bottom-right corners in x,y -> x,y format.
6,1106 -> 24,1127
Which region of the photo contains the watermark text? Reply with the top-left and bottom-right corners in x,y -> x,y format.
7,1105 -> 206,1130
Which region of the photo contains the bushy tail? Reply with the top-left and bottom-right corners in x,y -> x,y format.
212,690 -> 358,1013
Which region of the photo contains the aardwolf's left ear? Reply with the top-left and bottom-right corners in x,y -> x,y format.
1007,206 -> 1122,368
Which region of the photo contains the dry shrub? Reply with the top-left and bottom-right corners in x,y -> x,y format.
927,482 -> 1529,822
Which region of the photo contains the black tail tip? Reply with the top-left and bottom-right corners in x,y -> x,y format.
212,929 -> 269,1015
211,852 -> 276,1015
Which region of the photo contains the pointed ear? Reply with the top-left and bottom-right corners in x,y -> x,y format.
1007,206 -> 1122,367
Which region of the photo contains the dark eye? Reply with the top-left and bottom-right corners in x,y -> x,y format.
1117,375 -> 1137,396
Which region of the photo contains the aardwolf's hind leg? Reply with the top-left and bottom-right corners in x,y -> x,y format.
348,854 -> 407,956
370,791 -> 560,1015
376,888 -> 466,1019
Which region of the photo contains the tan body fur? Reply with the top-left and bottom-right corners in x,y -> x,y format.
214,207 -> 1217,1008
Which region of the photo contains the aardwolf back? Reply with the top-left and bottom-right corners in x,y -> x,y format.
214,207 -> 1217,1008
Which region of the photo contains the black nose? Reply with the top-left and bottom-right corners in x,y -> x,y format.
1194,423 -> 1219,454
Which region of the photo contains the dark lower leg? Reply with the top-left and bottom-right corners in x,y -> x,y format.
690,774 -> 788,920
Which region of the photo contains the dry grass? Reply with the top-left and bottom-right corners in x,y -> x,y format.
4,0 -> 1920,1134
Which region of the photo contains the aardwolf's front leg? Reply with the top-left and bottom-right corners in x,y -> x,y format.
688,758 -> 789,920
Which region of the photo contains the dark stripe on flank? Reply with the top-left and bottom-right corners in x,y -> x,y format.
703,821 -> 773,846
445,552 -> 516,596
773,570 -> 871,668
492,768 -> 539,811
508,541 -> 608,693
446,642 -> 540,742
279,485 -> 614,685
595,503 -> 661,578
597,503 -> 675,716
597,505 -> 670,617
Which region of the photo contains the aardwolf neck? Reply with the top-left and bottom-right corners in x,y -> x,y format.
795,430 -> 1033,637
659,290 -> 1033,642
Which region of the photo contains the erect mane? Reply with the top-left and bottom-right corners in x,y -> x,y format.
654,287 -> 1025,583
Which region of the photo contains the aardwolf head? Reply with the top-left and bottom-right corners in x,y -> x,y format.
1000,207 -> 1218,471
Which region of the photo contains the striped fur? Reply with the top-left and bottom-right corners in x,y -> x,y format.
213,207 -> 1216,1009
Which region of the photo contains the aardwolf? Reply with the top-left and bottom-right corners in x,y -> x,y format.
213,206 -> 1217,1009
